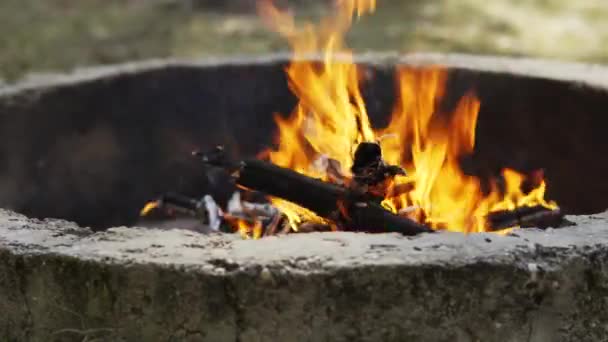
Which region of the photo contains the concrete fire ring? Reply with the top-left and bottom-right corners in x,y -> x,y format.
2,53 -> 608,341
2,209 -> 608,341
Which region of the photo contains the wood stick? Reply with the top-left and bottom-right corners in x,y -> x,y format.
263,213 -> 283,237
487,205 -> 564,231
199,155 -> 433,236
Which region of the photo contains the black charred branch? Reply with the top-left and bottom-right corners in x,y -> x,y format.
344,201 -> 431,234
239,159 -> 347,217
195,147 -> 432,236
156,192 -> 207,217
487,205 -> 564,231
238,160 -> 432,236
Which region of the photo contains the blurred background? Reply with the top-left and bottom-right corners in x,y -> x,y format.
1,0 -> 607,83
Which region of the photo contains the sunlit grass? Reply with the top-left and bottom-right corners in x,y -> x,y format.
1,0 -> 608,81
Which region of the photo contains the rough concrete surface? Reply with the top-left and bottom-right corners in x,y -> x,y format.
1,208 -> 608,342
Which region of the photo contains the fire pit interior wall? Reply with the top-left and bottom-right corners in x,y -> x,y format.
1,58 -> 607,230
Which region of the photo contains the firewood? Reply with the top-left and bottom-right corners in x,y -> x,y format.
351,142 -> 406,187
263,213 -> 283,237
194,148 -> 433,236
348,141 -> 409,203
313,155 -> 347,185
297,222 -> 333,233
279,219 -> 293,235
155,192 -> 206,217
227,191 -> 278,219
486,205 -> 564,231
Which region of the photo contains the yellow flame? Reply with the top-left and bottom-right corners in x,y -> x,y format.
237,219 -> 264,239
379,69 -> 557,232
140,201 -> 159,216
257,0 -> 556,232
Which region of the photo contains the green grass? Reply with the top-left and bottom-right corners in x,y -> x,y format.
2,0 -> 608,82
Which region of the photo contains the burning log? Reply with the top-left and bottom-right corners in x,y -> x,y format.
141,146 -> 563,237
142,190 -> 284,235
194,147 -> 433,236
487,205 -> 564,231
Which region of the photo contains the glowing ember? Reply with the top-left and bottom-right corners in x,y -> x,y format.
236,219 -> 264,239
257,0 -> 557,233
140,201 -> 159,216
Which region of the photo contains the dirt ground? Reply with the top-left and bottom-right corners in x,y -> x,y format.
1,0 -> 608,81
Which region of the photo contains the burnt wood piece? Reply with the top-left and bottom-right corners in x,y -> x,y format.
151,192 -> 231,232
196,150 -> 432,236
263,213 -> 283,237
238,159 -> 348,217
157,192 -> 206,216
487,205 -> 564,231
298,222 -> 333,233
238,160 -> 432,235
279,219 -> 293,235
351,142 -> 406,186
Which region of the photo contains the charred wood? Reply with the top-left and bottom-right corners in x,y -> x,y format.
297,222 -> 333,233
263,213 -> 284,237
155,192 -> 206,217
237,159 -> 348,218
351,142 -> 406,186
487,205 -> 564,231
227,191 -> 277,219
151,192 -> 226,231
195,148 -> 433,236
279,219 -> 293,235
313,155 -> 347,185
344,201 -> 431,234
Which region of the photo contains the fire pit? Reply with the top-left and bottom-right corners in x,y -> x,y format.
1,56 -> 608,341
2,5 -> 608,233
2,1 -> 608,340
136,1 -> 565,237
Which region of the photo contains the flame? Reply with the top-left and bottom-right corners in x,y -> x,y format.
237,219 -> 264,239
257,0 -> 378,229
140,201 -> 159,216
379,69 -> 557,232
257,0 -> 556,232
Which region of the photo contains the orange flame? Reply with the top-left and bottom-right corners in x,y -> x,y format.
140,201 -> 159,216
237,219 -> 264,239
258,0 -> 556,232
379,68 -> 557,232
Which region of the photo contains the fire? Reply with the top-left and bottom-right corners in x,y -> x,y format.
236,219 -> 263,239
379,69 -> 557,232
140,201 -> 159,216
258,0 -> 556,233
